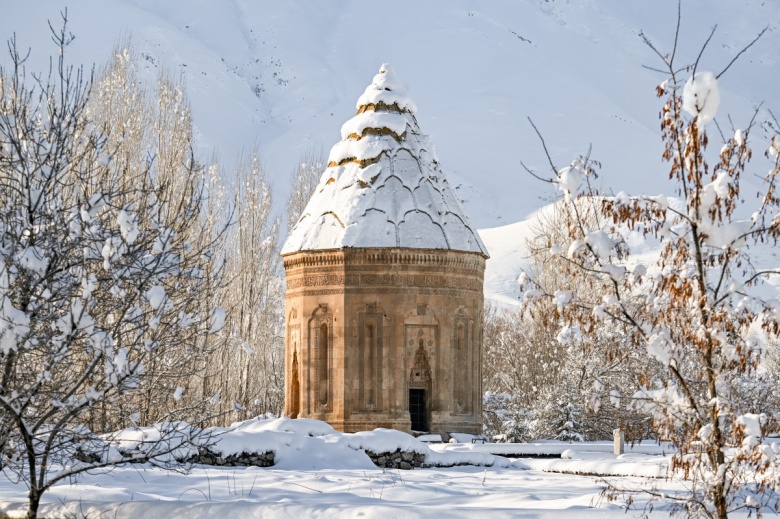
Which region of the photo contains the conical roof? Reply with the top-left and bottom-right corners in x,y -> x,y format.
281,64 -> 488,257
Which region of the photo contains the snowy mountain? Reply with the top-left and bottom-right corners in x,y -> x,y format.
2,0 -> 778,303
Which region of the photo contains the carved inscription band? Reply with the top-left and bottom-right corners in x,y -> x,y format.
286,273 -> 482,291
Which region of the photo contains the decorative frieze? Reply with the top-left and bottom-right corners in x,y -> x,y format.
283,248 -> 486,271
286,272 -> 482,291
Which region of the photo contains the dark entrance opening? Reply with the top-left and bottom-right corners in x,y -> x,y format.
409,389 -> 428,432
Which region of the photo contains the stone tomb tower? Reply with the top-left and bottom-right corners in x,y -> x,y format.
282,65 -> 488,434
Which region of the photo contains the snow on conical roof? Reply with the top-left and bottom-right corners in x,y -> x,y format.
282,64 -> 488,257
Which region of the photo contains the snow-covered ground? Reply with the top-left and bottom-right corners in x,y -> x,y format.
0,417 -> 684,518
0,465 -> 684,518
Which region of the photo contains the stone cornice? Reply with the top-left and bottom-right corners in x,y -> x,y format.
283,248 -> 486,271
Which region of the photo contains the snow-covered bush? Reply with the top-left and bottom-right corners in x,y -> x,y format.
530,388 -> 584,442
483,391 -> 532,443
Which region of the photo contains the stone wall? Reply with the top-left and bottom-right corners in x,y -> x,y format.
111,448 -> 276,467
184,449 -> 275,467
365,449 -> 426,470
108,445 -> 508,470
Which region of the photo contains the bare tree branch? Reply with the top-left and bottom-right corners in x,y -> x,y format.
527,116 -> 559,177
717,27 -> 768,79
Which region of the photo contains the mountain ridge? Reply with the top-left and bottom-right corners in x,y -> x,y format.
2,0 -> 777,303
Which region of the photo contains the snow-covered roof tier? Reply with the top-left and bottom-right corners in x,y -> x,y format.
282,64 -> 488,257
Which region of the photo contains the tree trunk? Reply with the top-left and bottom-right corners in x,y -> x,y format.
714,485 -> 728,519
26,487 -> 40,519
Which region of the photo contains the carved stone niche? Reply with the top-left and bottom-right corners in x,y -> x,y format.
357,303 -> 384,410
405,324 -> 437,432
309,305 -> 333,414
409,341 -> 432,388
452,307 -> 471,415
285,307 -> 301,419
287,325 -> 301,418
408,341 -> 432,433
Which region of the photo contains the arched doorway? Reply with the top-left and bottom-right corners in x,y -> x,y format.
408,342 -> 432,432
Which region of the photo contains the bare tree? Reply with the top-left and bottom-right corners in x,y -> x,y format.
0,16 -> 223,519
81,41 -> 227,429
285,146 -> 325,232
519,11 -> 779,517
86,41 -> 289,427
204,154 -> 284,423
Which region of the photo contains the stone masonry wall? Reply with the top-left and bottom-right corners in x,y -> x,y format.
365,449 -> 426,470
185,449 -> 275,467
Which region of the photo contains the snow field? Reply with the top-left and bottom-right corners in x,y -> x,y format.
0,464 -> 681,519
0,417 -> 688,518
0,467 -> 672,519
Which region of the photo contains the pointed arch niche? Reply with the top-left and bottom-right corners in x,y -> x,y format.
358,304 -> 383,410
286,308 -> 301,419
404,305 -> 438,433
453,308 -> 471,414
290,351 -> 300,418
408,340 -> 432,432
309,305 -> 333,412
